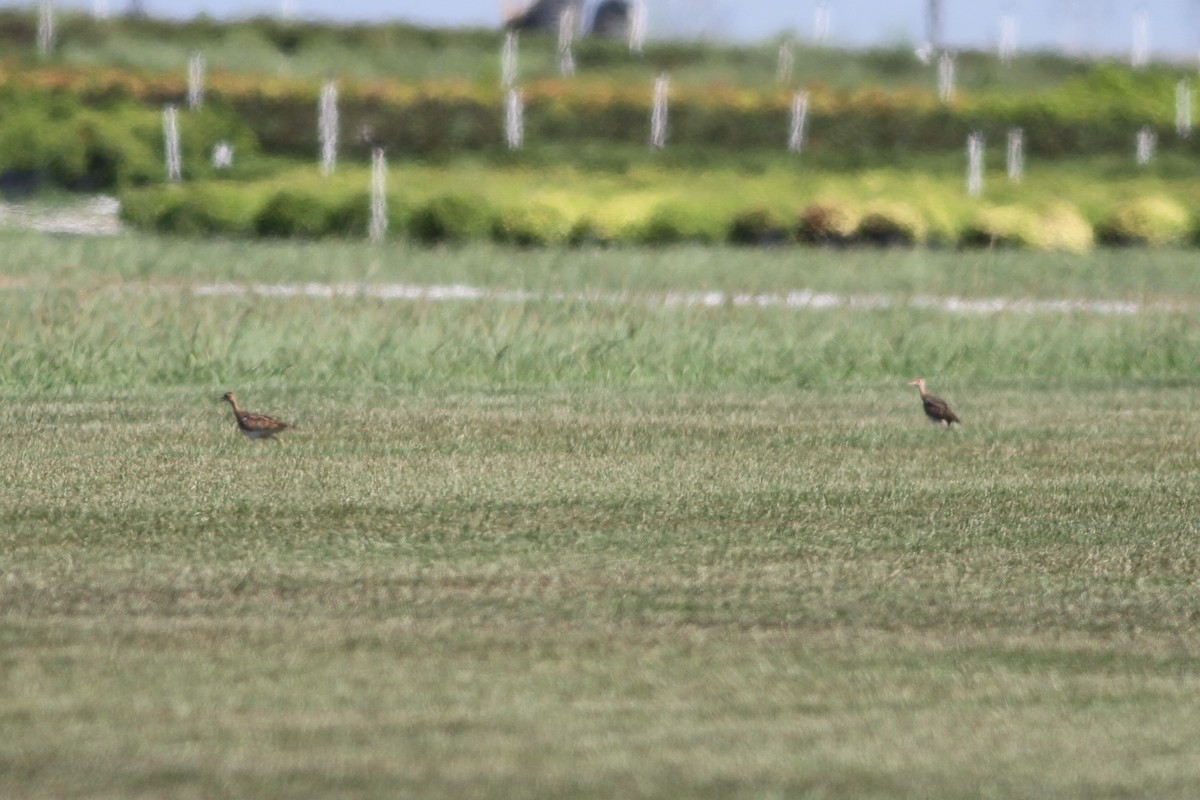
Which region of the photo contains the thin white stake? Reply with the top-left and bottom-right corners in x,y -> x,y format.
505,88 -> 524,150
777,41 -> 794,85
629,0 -> 647,54
93,0 -> 109,19
938,51 -> 955,104
558,7 -> 576,76
319,80 -> 338,176
1176,80 -> 1192,138
1007,127 -> 1024,183
1136,126 -> 1156,165
967,132 -> 984,197
37,0 -> 55,56
788,91 -> 809,153
369,148 -> 387,243
502,31 -> 519,88
163,105 -> 182,183
813,1 -> 831,43
281,0 -> 296,19
1131,8 -> 1149,68
999,14 -> 1017,64
650,73 -> 669,149
187,52 -> 206,111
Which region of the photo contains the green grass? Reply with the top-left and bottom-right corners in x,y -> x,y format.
3,232 -> 1200,797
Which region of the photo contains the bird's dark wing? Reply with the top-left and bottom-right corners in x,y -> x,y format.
238,411 -> 292,433
923,394 -> 959,424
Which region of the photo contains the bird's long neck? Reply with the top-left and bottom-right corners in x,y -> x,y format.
225,397 -> 243,416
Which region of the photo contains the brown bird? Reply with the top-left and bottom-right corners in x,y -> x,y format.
221,392 -> 293,440
909,378 -> 960,428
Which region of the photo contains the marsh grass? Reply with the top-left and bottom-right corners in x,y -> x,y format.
3,233 -> 1200,798
4,383 -> 1200,799
3,233 -> 1200,391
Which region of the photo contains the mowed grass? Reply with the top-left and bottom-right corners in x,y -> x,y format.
3,232 -> 1200,798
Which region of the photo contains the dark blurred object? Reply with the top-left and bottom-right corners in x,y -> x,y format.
590,0 -> 631,40
505,0 -> 578,32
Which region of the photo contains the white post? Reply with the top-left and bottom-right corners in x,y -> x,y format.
1131,8 -> 1149,69
629,0 -> 647,54
1136,127 -> 1156,165
369,148 -> 387,243
93,0 -> 109,19
558,7 -> 576,77
505,88 -> 524,150
967,132 -> 984,197
938,51 -> 955,104
999,14 -> 1017,64
212,141 -> 234,170
37,0 -> 55,56
650,73 -> 669,149
777,41 -> 794,85
788,91 -> 809,153
1176,80 -> 1192,138
502,31 -> 519,88
1006,128 -> 1024,184
319,80 -> 338,176
163,105 -> 182,183
813,1 -> 831,43
281,0 -> 296,19
187,52 -> 206,111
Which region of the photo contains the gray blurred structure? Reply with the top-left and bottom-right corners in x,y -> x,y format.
590,0 -> 631,40
504,0 -> 579,32
926,0 -> 943,48
504,0 -> 635,42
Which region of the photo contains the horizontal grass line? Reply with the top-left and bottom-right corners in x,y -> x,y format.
190,281 -> 1178,317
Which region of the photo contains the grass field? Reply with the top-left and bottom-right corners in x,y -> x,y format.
3,232 -> 1200,798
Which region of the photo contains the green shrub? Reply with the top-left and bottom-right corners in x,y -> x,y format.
76,109 -> 161,188
1032,205 -> 1094,253
169,184 -> 266,236
959,206 -> 1040,250
118,185 -> 185,230
637,202 -> 725,245
491,203 -> 572,246
795,203 -> 859,245
1096,196 -> 1191,246
855,202 -> 927,247
728,207 -> 789,245
407,194 -> 494,244
0,107 -> 88,187
254,189 -> 335,238
566,216 -> 615,247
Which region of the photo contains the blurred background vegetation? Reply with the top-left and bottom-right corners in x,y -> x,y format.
1,8 -> 1198,249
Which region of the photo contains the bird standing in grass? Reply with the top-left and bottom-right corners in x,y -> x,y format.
221,392 -> 293,440
909,378 -> 960,428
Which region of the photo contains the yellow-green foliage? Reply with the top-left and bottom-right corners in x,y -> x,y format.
1032,204 -> 1094,253
960,206 -> 1042,250
117,161 -> 1200,251
638,202 -> 727,245
795,202 -> 860,245
491,202 -> 573,246
1097,196 -> 1192,246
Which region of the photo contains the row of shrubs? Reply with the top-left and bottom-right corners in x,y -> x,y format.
4,63 -> 1195,165
119,182 -> 1199,251
0,91 -> 260,191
